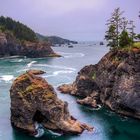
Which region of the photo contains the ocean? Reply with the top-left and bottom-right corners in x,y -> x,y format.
0,42 -> 140,140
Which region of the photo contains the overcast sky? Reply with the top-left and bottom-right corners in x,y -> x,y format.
0,0 -> 140,41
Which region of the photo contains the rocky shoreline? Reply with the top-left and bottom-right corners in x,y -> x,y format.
58,48 -> 140,119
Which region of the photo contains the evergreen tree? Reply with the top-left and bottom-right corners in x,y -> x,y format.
119,30 -> 132,47
136,34 -> 140,41
105,8 -> 124,48
127,20 -> 136,43
0,16 -> 37,42
121,17 -> 128,31
105,25 -> 117,48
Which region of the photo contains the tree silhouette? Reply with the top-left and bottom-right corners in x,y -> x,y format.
0,16 -> 37,42
105,8 -> 124,48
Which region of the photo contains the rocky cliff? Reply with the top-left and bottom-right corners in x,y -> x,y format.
0,32 -> 60,58
58,48 -> 140,119
10,70 -> 93,137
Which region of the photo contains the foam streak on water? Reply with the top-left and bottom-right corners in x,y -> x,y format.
0,75 -> 14,82
27,61 -> 37,67
34,64 -> 76,71
57,52 -> 85,58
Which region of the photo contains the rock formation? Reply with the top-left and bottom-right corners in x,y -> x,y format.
10,70 -> 93,137
58,48 -> 140,119
0,32 -> 60,58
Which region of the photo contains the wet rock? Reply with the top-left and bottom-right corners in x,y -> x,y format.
77,97 -> 97,108
10,70 -> 93,136
57,84 -> 73,94
77,91 -> 100,108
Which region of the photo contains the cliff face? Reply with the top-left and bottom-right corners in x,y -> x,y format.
0,32 -> 59,58
58,48 -> 140,119
10,70 -> 93,137
20,41 -> 59,58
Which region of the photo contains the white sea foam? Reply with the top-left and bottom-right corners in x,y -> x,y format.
58,52 -> 85,58
34,64 -> 76,71
10,59 -> 24,63
18,59 -> 23,62
43,70 -> 74,78
0,75 -> 14,82
34,122 -> 44,138
53,70 -> 73,75
84,104 -> 102,111
48,130 -> 62,136
16,68 -> 29,73
27,61 -> 37,67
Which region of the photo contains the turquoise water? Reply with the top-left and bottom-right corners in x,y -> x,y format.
0,44 -> 140,140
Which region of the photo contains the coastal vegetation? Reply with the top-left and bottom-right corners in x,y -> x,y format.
0,16 -> 37,42
105,8 -> 140,50
0,16 -> 61,58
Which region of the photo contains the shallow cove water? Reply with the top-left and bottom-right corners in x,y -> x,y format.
0,43 -> 140,140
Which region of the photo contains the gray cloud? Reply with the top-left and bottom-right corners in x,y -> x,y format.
0,0 -> 140,41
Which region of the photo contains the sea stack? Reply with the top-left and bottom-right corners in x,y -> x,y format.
10,70 -> 93,137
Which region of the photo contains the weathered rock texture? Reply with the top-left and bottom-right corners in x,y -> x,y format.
58,48 -> 140,119
10,70 -> 93,136
0,32 -> 60,58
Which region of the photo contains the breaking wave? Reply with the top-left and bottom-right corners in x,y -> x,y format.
0,75 -> 14,82
27,61 -> 37,68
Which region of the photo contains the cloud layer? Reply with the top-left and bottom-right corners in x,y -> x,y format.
0,0 -> 140,41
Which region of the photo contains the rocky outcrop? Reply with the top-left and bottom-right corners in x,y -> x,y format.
10,70 -> 93,137
20,41 -> 61,58
0,32 -> 60,58
58,48 -> 140,119
0,32 -> 7,45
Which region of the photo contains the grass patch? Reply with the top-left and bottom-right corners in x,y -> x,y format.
133,42 -> 140,49
119,42 -> 140,52
92,72 -> 96,80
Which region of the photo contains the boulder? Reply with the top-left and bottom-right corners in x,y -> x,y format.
10,70 -> 93,137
